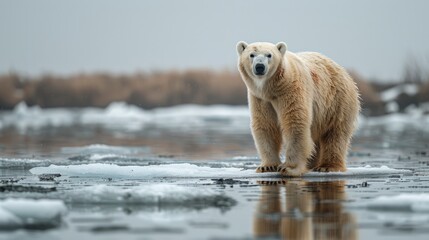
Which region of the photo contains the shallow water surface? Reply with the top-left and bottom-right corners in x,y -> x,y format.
1,104 -> 429,239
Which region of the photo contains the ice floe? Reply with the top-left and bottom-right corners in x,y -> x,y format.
0,101 -> 250,132
30,163 -> 411,179
351,194 -> 429,212
0,102 -> 76,132
79,102 -> 149,131
0,198 -> 67,230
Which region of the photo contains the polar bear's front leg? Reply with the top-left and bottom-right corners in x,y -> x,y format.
249,95 -> 282,173
275,102 -> 314,177
278,128 -> 314,176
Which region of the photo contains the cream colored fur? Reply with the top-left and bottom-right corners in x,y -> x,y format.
237,41 -> 360,176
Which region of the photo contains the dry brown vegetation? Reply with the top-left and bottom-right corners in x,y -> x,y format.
0,74 -> 23,109
0,70 -> 247,110
0,69 -> 425,116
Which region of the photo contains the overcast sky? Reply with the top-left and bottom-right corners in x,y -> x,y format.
1,0 -> 428,81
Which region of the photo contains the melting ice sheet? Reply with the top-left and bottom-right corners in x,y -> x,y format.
30,163 -> 411,179
0,199 -> 67,230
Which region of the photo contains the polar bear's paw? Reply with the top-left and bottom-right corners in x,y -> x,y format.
313,165 -> 346,172
256,165 -> 279,173
277,162 -> 308,177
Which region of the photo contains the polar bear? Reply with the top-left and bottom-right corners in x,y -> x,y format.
236,41 -> 360,176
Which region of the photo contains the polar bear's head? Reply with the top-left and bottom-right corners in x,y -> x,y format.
236,41 -> 287,80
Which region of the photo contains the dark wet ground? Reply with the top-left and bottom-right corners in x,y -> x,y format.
1,110 -> 429,240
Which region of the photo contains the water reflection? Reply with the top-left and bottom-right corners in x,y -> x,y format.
254,180 -> 357,240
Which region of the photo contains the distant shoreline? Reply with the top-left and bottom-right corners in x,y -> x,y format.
1,70 -> 428,116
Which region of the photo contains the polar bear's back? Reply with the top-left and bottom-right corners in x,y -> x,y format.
296,51 -> 360,138
296,51 -> 354,86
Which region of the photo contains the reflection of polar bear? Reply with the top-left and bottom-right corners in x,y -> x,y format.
236,42 -> 360,176
253,180 -> 357,240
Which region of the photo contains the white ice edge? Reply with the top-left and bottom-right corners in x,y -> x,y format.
0,199 -> 67,228
29,163 -> 411,179
349,194 -> 429,212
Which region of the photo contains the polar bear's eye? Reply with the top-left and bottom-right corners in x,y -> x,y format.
250,54 -> 255,58
267,54 -> 272,58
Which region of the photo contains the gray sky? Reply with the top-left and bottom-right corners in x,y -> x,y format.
1,0 -> 428,81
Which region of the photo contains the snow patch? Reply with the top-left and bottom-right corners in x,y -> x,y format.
380,84 -> 418,102
385,101 -> 399,113
30,163 -> 411,179
0,199 -> 67,229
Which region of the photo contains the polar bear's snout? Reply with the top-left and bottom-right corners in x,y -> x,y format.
254,64 -> 266,75
253,55 -> 268,76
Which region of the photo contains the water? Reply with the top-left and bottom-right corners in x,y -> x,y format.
1,103 -> 429,239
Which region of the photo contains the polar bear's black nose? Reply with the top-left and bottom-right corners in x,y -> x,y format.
255,64 -> 265,75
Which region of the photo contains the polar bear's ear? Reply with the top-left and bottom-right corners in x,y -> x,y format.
276,42 -> 287,55
236,41 -> 248,55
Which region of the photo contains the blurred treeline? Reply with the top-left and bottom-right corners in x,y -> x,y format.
1,69 -> 428,116
0,70 -> 245,109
